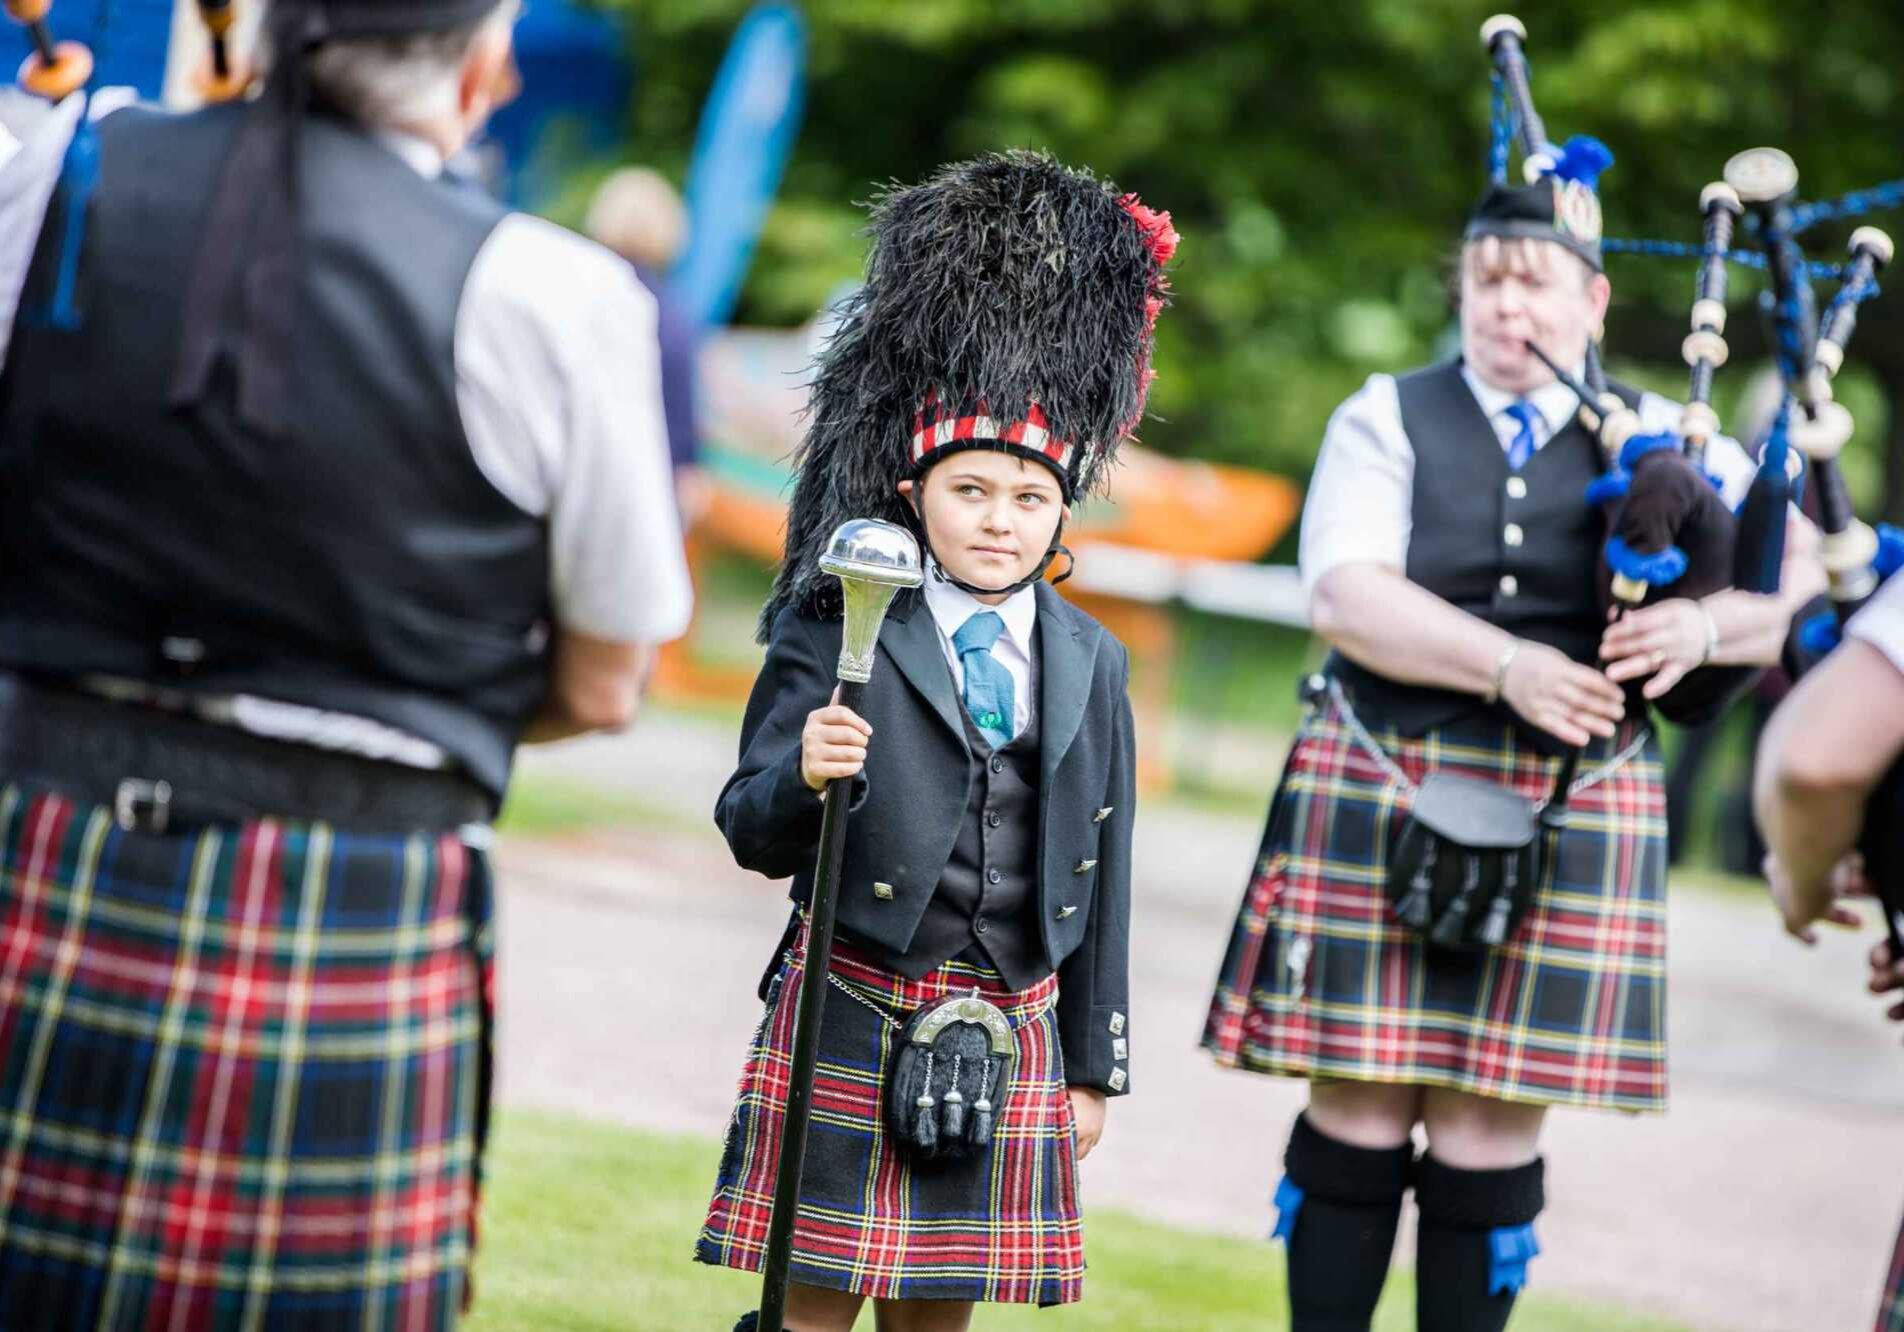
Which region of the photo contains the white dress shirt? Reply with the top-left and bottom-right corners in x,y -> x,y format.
1298,363 -> 1759,598
1848,575 -> 1904,677
3,110 -> 692,647
2,109 -> 693,765
920,564 -> 1039,740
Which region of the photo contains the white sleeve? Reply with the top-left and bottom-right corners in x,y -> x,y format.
0,92 -> 83,372
1637,390 -> 1755,508
455,213 -> 694,644
1847,576 -> 1904,679
1298,373 -> 1414,598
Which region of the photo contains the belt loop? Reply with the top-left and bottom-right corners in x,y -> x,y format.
113,778 -> 173,834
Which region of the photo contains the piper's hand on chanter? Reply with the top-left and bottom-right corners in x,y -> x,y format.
1601,598 -> 1711,697
1765,850 -> 1869,945
801,685 -> 872,791
1499,641 -> 1626,747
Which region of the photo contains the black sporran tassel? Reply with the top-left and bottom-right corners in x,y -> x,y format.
1397,839 -> 1437,928
1430,851 -> 1482,947
913,1050 -> 939,1153
972,1060 -> 997,1147
942,1053 -> 967,1141
1478,851 -> 1518,946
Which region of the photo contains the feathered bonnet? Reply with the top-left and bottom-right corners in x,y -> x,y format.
759,150 -> 1177,637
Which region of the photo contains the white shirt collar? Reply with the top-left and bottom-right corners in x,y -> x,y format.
921,560 -> 1039,658
1461,361 -> 1587,437
372,129 -> 445,180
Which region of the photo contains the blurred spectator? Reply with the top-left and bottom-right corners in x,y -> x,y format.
586,166 -> 709,526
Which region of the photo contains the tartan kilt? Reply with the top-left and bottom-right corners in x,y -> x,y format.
696,929 -> 1084,1305
1201,706 -> 1668,1112
1877,1209 -> 1904,1332
0,781 -> 494,1331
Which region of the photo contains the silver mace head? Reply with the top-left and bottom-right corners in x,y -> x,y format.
819,519 -> 924,683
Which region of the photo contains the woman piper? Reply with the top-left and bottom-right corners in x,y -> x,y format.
1198,165 -> 1823,1328
696,152 -> 1174,1330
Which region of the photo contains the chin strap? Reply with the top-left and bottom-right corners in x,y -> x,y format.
904,498 -> 1074,598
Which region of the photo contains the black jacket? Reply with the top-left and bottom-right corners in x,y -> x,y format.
716,582 -> 1136,1096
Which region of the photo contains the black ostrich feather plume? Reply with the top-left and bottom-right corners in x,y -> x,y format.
758,150 -> 1174,637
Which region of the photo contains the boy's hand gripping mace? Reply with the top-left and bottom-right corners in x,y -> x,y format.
754,519 -> 923,1332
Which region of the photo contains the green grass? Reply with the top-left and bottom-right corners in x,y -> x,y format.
496,772 -> 688,836
466,1110 -> 1692,1332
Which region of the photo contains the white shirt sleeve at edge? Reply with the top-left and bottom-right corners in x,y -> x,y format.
1297,373 -> 1414,600
455,213 -> 693,645
1636,390 -> 1756,510
1847,576 -> 1904,679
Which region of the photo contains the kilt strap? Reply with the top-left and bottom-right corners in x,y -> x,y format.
1317,674 -> 1650,809
0,672 -> 491,833
819,962 -> 1060,1033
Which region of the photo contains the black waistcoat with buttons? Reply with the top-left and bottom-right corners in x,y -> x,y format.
848,647 -> 1046,991
0,104 -> 547,804
1330,360 -> 1641,753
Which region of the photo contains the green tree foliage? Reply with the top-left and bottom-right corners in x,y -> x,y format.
602,0 -> 1904,514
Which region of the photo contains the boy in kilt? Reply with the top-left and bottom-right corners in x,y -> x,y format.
0,2 -> 691,1326
1197,109 -> 1823,1332
695,152 -> 1175,1329
1753,572 -> 1904,1332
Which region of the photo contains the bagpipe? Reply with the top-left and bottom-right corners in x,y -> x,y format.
1484,17 -> 1741,679
6,1 -> 255,332
1483,15 -> 1756,752
6,1 -> 254,106
1714,148 -> 1904,946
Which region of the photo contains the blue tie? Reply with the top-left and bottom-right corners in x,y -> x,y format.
1503,400 -> 1540,472
952,612 -> 1015,749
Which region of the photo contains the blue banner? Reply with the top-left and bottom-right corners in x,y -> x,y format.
670,1 -> 805,329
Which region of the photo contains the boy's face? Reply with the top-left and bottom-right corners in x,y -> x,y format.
899,449 -> 1069,600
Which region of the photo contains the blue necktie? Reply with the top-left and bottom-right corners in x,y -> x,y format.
952,612 -> 1015,749
1503,400 -> 1540,472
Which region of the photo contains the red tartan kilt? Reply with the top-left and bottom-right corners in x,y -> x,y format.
697,930 -> 1085,1305
1202,709 -> 1669,1112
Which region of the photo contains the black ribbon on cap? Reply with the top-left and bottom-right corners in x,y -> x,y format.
168,0 -> 504,434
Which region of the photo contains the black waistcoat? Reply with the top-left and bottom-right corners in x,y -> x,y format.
850,652 -> 1046,991
0,105 -> 548,803
1331,361 -> 1641,752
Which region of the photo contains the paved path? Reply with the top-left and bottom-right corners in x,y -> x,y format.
493,720 -> 1904,1332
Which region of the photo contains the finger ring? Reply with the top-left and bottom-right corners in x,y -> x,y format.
1650,648 -> 1665,668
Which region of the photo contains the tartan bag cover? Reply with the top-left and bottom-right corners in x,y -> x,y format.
0,782 -> 493,1331
1202,709 -> 1669,1112
697,930 -> 1084,1305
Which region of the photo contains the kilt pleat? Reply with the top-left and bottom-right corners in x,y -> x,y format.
696,932 -> 1084,1305
1201,709 -> 1669,1112
1877,1208 -> 1904,1332
0,782 -> 494,1331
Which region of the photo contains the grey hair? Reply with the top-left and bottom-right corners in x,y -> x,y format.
301,1 -> 514,129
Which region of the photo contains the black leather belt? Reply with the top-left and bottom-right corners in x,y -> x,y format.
0,675 -> 491,834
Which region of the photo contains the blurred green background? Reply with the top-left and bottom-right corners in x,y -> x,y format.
584,0 -> 1904,530
546,0 -> 1904,870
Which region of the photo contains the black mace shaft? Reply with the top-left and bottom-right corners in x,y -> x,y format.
751,519 -> 921,1332
756,678 -> 862,1332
